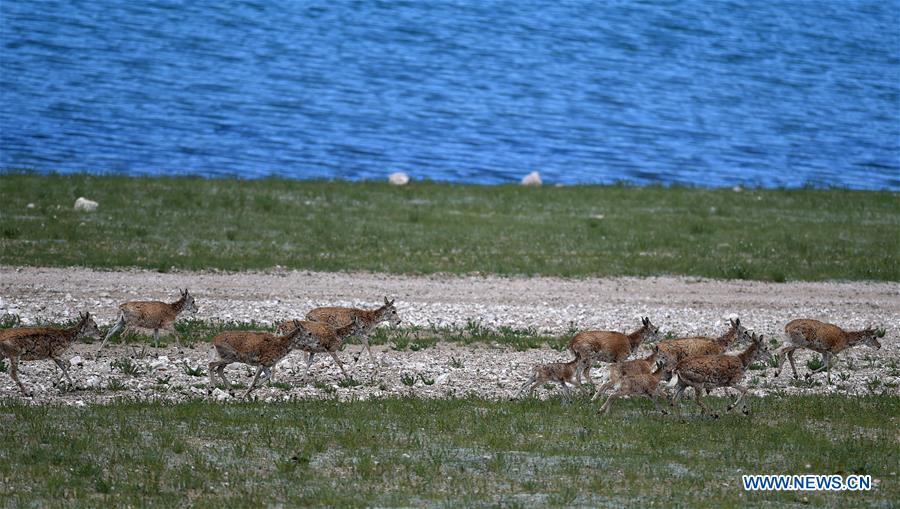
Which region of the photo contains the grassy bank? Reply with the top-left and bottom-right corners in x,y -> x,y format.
1,172 -> 897,280
0,395 -> 896,507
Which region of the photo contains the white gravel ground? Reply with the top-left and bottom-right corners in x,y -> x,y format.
1,266 -> 897,404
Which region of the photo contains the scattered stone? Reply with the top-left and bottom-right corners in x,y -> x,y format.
212,388 -> 229,402
26,203 -> 35,209
74,197 -> 99,212
388,172 -> 410,186
69,356 -> 84,366
521,171 -> 542,186
86,376 -> 102,389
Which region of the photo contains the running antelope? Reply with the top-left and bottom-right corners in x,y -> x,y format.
590,350 -> 657,401
0,312 -> 101,396
655,318 -> 751,378
670,332 -> 772,418
98,289 -> 198,353
209,319 -> 319,399
278,297 -> 401,366
568,317 -> 660,385
291,318 -> 370,380
596,363 -> 670,416
517,358 -> 581,399
775,319 -> 884,384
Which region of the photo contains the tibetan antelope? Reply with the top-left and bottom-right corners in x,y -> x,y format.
568,317 -> 660,385
590,350 -> 657,401
98,289 -> 198,353
775,319 -> 884,384
517,358 -> 581,399
655,318 -> 752,377
278,297 -> 401,366
291,318 -> 370,380
596,363 -> 670,416
670,332 -> 772,418
0,312 -> 101,396
209,319 -> 319,399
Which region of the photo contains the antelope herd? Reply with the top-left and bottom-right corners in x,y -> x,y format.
0,289 -> 888,417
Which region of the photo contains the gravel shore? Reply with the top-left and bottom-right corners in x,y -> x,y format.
1,266 -> 897,404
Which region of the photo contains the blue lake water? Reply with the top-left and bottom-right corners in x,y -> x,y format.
1,0 -> 898,189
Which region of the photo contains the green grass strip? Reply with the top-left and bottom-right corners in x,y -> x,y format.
1,172 -> 897,280
0,395 -> 895,507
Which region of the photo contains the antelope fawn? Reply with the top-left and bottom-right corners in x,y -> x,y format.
292,317 -> 370,379
596,363 -> 670,416
670,332 -> 772,418
98,289 -> 198,353
568,317 -> 660,385
590,350 -> 657,401
0,312 -> 101,396
279,297 -> 401,366
517,358 -> 581,399
209,319 -> 320,399
655,318 -> 751,377
775,319 -> 884,384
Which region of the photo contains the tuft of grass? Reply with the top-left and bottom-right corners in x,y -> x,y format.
1,173 -> 897,281
181,363 -> 207,378
0,395 -> 895,507
807,357 -> 826,372
106,378 -> 127,391
0,314 -> 22,329
400,373 -> 416,387
111,358 -> 145,377
337,377 -> 361,388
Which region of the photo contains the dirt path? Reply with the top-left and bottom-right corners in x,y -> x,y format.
1,266 -> 897,403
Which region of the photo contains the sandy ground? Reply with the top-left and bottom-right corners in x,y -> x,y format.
0,266 -> 898,404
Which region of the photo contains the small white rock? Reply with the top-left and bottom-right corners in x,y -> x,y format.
388,172 -> 410,186
73,400 -> 86,407
521,171 -> 542,186
74,197 -> 99,212
86,376 -> 102,389
69,355 -> 84,366
26,203 -> 35,209
212,388 -> 229,402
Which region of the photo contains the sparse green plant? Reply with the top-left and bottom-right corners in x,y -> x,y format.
0,313 -> 21,329
106,378 -> 127,391
400,374 -> 416,387
0,359 -> 7,373
806,357 -> 825,372
449,356 -> 463,369
338,377 -> 361,388
791,377 -> 822,389
267,381 -> 292,391
111,357 -> 144,376
313,381 -> 336,395
182,363 -> 206,377
420,374 -> 435,386
155,375 -> 171,385
391,332 -> 410,351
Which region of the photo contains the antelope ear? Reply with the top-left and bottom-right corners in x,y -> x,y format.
733,318 -> 740,327
642,317 -> 649,326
